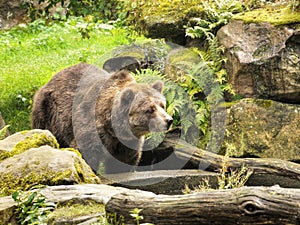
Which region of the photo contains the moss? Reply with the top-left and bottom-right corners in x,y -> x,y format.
0,154 -> 101,197
60,147 -> 82,157
73,157 -> 101,184
0,169 -> 73,197
47,201 -> 105,224
0,133 -> 59,162
254,99 -> 274,108
127,0 -> 205,42
233,6 -> 300,26
135,0 -> 203,21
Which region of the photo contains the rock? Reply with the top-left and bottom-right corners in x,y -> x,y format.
224,98 -> 300,161
130,1 -> 203,45
0,145 -> 100,197
0,129 -> 59,159
103,56 -> 142,73
104,39 -> 174,74
217,20 -> 300,103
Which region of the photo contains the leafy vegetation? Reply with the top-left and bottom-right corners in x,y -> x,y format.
106,208 -> 154,225
185,0 -> 244,39
12,189 -> 56,225
129,208 -> 154,225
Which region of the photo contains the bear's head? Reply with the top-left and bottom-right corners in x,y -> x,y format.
111,76 -> 173,141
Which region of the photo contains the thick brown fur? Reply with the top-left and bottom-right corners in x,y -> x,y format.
31,63 -> 172,173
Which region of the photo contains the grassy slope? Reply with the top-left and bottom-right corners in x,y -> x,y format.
0,18 -> 136,133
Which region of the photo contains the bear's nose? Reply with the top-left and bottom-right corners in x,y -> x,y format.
167,118 -> 173,129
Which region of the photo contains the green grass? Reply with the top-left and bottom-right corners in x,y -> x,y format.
0,18 -> 140,133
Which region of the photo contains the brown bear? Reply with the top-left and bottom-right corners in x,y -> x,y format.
31,62 -> 173,173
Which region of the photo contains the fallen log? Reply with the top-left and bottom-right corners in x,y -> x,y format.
172,138 -> 300,188
106,185 -> 300,225
140,132 -> 300,188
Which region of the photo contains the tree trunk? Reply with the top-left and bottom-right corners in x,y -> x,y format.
106,186 -> 300,225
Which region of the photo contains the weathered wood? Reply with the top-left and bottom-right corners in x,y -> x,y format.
107,170 -> 220,194
144,133 -> 300,188
106,185 -> 300,225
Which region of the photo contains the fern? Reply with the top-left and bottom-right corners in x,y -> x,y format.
185,0 -> 238,98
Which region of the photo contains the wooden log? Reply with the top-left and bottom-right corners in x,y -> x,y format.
172,138 -> 300,188
141,132 -> 300,188
106,185 -> 300,225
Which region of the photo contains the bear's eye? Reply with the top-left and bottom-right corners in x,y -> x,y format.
159,103 -> 165,109
146,106 -> 156,114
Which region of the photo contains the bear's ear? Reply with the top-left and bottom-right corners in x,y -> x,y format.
120,88 -> 135,106
152,80 -> 164,93
112,70 -> 135,82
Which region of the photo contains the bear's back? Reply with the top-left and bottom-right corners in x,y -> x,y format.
31,63 -> 109,147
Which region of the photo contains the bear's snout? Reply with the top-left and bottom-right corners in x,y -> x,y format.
167,118 -> 173,129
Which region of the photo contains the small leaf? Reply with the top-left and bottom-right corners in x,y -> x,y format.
24,192 -> 37,206
12,191 -> 20,202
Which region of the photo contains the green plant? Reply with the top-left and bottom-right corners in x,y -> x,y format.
130,208 -> 154,225
185,0 -> 239,98
106,212 -> 125,225
185,0 -> 244,40
12,189 -> 56,225
183,156 -> 253,193
217,156 -> 253,189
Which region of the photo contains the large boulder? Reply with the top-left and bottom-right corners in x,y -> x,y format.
224,98 -> 300,161
0,145 -> 100,196
0,129 -> 100,196
130,0 -> 203,45
217,20 -> 300,103
0,129 -> 58,158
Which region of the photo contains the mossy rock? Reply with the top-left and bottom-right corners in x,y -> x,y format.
0,146 -> 101,197
0,129 -> 59,161
127,0 -> 204,45
224,98 -> 300,160
233,6 -> 300,26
